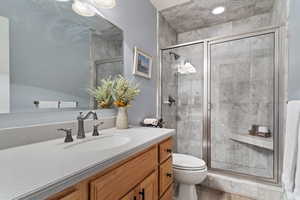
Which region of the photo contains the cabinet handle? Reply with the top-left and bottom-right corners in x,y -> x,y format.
139,188 -> 145,200
166,173 -> 172,178
165,149 -> 172,153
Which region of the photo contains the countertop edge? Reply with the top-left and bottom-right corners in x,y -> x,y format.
16,129 -> 175,200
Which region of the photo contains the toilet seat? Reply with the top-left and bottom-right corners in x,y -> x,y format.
173,153 -> 206,171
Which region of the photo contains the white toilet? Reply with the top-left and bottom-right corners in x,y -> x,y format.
173,153 -> 207,200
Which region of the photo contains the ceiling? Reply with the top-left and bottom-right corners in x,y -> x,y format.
156,0 -> 275,33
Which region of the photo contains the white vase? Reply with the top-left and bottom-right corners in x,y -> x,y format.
116,107 -> 128,129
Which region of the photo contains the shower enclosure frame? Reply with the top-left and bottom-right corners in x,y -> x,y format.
159,26 -> 283,185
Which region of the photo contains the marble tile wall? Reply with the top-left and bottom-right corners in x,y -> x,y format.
159,14 -> 178,150
177,13 -> 272,44
159,14 -> 177,48
271,0 -> 289,26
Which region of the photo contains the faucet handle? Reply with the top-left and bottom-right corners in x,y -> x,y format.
93,122 -> 104,136
57,128 -> 73,143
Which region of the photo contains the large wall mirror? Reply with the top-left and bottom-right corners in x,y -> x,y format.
0,0 -> 123,125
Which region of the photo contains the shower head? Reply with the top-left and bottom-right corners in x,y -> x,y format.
169,52 -> 180,60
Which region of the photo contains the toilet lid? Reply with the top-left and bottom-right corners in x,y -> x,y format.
173,153 -> 206,170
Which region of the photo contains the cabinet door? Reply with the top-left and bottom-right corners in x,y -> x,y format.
160,185 -> 173,200
121,187 -> 139,200
139,171 -> 158,200
90,147 -> 157,200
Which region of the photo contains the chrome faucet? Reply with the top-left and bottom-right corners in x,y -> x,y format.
77,111 -> 98,139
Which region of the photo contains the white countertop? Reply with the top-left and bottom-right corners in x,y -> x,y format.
0,127 -> 174,200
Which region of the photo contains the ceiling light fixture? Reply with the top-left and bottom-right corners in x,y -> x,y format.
72,0 -> 96,17
212,6 -> 225,15
92,0 -> 116,9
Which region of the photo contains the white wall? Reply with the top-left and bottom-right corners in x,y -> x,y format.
97,0 -> 158,124
0,16 -> 9,114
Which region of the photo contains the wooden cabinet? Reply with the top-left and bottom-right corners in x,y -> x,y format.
159,158 -> 173,197
57,191 -> 80,200
47,137 -> 173,200
159,138 -> 173,164
47,182 -> 87,200
139,171 -> 158,200
121,171 -> 157,200
90,147 -> 157,200
160,186 -> 173,200
121,187 -> 139,200
158,138 -> 173,198
49,190 -> 80,200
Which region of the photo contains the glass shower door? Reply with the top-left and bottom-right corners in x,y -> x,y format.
161,43 -> 204,158
209,33 -> 276,179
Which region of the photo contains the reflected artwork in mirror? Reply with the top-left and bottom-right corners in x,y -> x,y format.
0,0 -> 123,115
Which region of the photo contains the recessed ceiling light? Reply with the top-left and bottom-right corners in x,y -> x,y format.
72,0 -> 96,17
212,6 -> 225,15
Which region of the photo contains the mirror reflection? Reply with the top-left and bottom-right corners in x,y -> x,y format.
0,0 -> 123,114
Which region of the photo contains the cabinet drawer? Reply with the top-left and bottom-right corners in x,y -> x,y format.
48,189 -> 81,200
159,158 -> 173,197
90,146 -> 158,200
160,185 -> 173,200
159,138 -> 173,163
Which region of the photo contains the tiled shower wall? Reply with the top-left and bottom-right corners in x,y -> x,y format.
159,14 -> 178,149
177,13 -> 272,43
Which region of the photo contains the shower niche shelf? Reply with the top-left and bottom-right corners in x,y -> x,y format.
229,134 -> 273,151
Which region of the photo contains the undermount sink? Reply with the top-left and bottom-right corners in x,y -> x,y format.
64,135 -> 130,152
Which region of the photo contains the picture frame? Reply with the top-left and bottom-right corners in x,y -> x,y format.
133,47 -> 152,79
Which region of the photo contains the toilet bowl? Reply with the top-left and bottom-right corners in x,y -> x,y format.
173,153 -> 207,200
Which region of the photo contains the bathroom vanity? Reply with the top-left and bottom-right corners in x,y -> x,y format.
0,127 -> 174,200
49,137 -> 173,200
